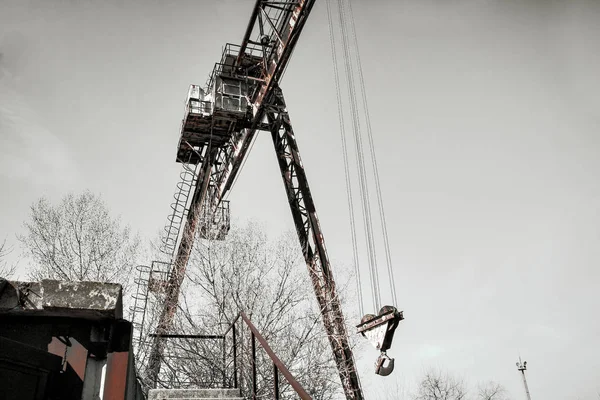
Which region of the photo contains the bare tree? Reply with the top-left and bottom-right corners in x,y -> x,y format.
0,239 -> 17,278
139,222 -> 346,399
477,381 -> 509,400
414,369 -> 468,400
375,377 -> 409,400
18,191 -> 140,291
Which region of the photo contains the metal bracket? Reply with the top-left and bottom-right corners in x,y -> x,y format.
357,306 -> 403,352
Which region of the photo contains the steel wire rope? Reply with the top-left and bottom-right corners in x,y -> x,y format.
345,0 -> 398,306
325,0 -> 364,318
339,1 -> 382,313
336,0 -> 382,311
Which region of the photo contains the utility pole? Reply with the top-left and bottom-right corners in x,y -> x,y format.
516,357 -> 532,400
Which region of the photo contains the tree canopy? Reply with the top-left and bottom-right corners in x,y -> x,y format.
19,190 -> 139,290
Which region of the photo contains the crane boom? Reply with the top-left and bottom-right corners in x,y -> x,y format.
147,1 -> 364,398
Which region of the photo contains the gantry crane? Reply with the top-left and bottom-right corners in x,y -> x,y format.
147,1 -> 402,398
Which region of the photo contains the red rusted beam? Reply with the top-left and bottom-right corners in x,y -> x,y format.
236,0 -> 262,66
103,352 -> 129,400
241,313 -> 312,400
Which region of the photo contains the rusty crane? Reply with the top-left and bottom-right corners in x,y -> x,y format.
145,1 -> 403,398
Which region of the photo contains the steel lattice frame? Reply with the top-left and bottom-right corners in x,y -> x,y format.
147,1 -> 365,398
266,86 -> 363,399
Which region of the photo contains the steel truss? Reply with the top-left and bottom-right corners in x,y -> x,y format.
147,1 -> 365,398
265,86 -> 363,400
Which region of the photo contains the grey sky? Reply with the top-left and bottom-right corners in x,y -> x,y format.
1,0 -> 599,398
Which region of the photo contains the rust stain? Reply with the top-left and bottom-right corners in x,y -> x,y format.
48,336 -> 88,380
103,351 -> 129,400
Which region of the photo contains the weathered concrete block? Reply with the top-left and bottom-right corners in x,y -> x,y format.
0,279 -> 123,320
41,280 -> 122,319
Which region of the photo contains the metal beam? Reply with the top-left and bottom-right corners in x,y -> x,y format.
236,0 -> 262,67
147,0 -> 348,393
146,147 -> 218,387
212,0 -> 317,206
149,334 -> 224,340
241,313 -> 312,400
266,87 -> 363,399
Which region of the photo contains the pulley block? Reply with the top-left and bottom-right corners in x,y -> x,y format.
357,305 -> 404,376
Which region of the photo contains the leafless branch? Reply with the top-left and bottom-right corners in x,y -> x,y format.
136,221 -> 346,399
0,238 -> 17,278
18,191 -> 140,296
478,381 -> 508,400
414,368 -> 468,400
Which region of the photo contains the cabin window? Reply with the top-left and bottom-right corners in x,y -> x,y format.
223,83 -> 241,96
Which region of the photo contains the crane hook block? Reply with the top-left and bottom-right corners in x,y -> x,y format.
357,306 -> 403,376
375,353 -> 395,376
357,306 -> 404,352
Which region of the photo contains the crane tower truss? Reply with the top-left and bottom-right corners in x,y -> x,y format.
147,1 -> 365,398
266,87 -> 363,399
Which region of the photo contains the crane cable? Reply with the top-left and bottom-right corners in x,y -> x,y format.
325,0 -> 364,318
327,0 -> 398,313
340,0 -> 384,312
345,0 -> 398,308
333,0 -> 382,312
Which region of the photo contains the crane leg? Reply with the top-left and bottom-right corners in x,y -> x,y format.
265,86 -> 364,400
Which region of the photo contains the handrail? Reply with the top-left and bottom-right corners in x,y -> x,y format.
240,312 -> 312,400
223,313 -> 241,336
150,312 -> 312,399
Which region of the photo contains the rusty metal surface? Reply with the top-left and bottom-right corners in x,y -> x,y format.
236,0 -> 261,66
356,310 -> 403,334
48,336 -> 88,379
148,1 -> 319,385
147,148 -> 218,385
147,2 -> 368,398
241,313 -> 312,400
0,279 -> 143,400
104,351 -> 131,400
266,87 -> 363,399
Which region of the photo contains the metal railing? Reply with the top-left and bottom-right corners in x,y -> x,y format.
151,312 -> 312,399
186,99 -> 213,116
149,333 -> 229,389
204,43 -> 264,93
236,313 -> 312,400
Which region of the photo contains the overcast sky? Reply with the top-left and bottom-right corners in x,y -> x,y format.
1,0 -> 599,398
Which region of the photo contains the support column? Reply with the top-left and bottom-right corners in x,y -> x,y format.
81,356 -> 106,400
265,86 -> 363,400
